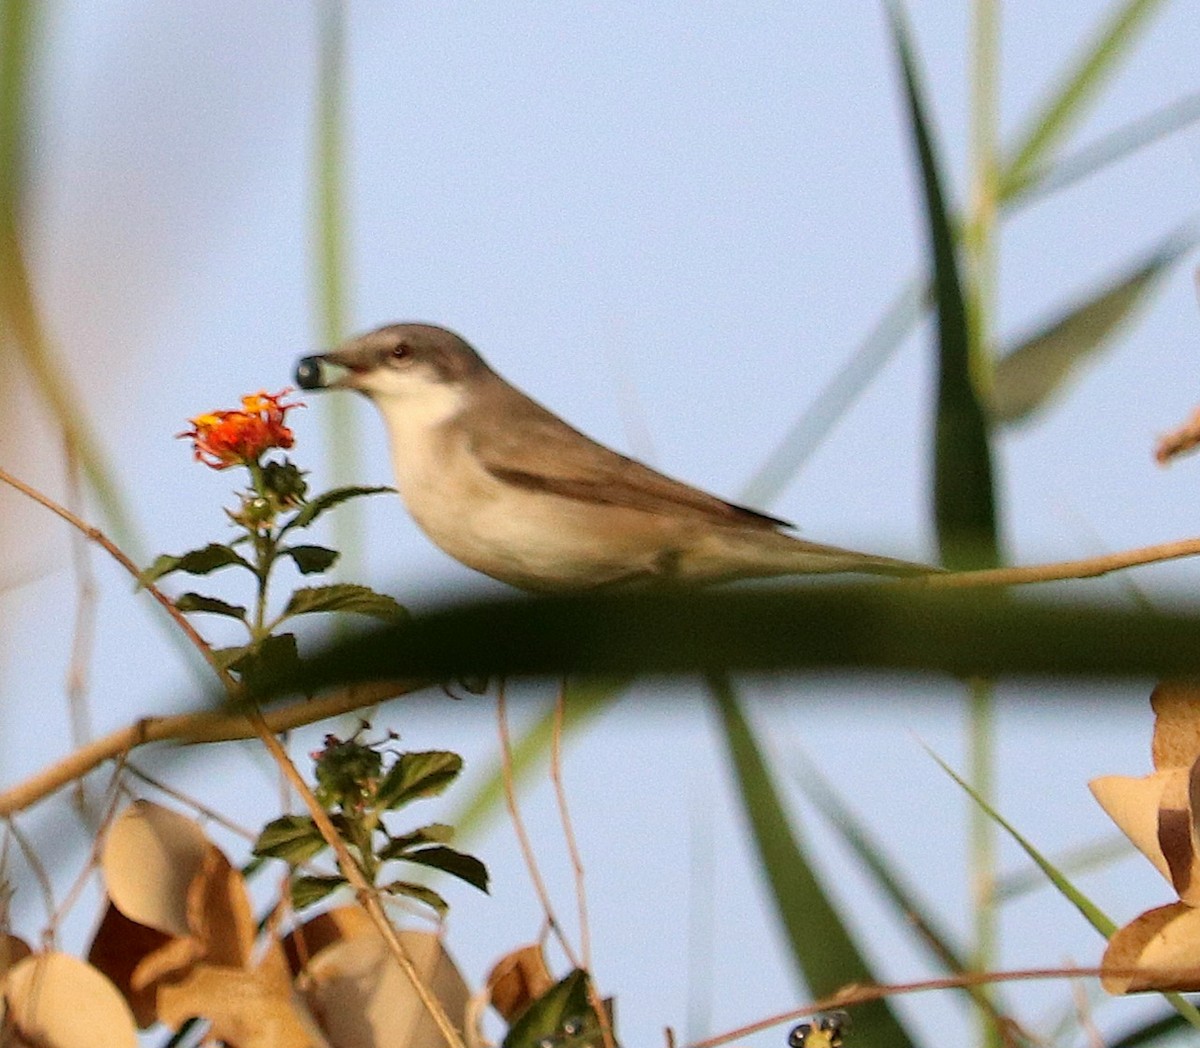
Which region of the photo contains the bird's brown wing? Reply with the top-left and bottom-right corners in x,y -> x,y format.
466,379 -> 790,530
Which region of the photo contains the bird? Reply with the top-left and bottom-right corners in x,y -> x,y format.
294,323 -> 933,591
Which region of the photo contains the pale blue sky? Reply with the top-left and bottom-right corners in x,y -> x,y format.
3,4 -> 1200,1045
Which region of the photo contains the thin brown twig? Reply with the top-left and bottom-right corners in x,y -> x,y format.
497,678 -> 580,970
682,965 -> 1158,1048
920,536 -> 1200,589
0,464 -> 230,685
51,756 -> 130,929
550,678 -> 591,972
0,679 -> 420,816
124,763 -> 261,842
63,439 -> 97,766
548,679 -> 616,1048
3,819 -> 55,944
0,464 -> 466,1048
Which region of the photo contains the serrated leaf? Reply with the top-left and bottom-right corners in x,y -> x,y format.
283,544 -> 340,575
380,879 -> 449,916
282,485 -> 394,532
283,584 -> 406,621
138,543 -> 252,586
992,235 -> 1191,424
291,874 -> 347,910
502,970 -> 599,1048
395,846 -> 489,892
377,751 -> 463,810
252,814 -> 326,864
378,822 -> 455,860
226,633 -> 300,692
173,592 -> 248,621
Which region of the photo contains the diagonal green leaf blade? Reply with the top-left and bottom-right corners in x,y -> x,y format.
992,230 -> 1197,425
710,675 -> 915,1048
174,592 -> 248,621
282,485 -> 392,533
282,583 -> 406,621
889,1 -> 998,570
926,747 -> 1200,1032
1003,0 -> 1169,195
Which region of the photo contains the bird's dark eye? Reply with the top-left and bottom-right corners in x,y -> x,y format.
389,342 -> 410,361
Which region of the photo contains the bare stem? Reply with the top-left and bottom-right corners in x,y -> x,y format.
497,679 -> 579,969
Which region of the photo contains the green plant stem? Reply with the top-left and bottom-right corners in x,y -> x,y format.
967,5 -> 1001,1045
313,3 -> 360,582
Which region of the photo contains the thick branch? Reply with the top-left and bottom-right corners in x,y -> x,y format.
0,680 -> 425,816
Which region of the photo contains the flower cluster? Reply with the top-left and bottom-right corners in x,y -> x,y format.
178,389 -> 302,470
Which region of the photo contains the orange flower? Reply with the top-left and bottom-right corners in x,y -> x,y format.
179,389 -> 303,469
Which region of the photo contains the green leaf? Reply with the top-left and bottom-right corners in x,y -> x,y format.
1002,0 -> 1169,197
211,644 -> 251,671
394,845 -> 489,892
380,879 -> 449,916
173,592 -> 248,621
253,814 -> 327,864
889,2 -> 998,571
378,822 -> 455,857
992,232 -> 1194,424
502,970 -> 606,1048
377,751 -> 463,810
283,545 -> 340,575
290,874 -> 347,910
282,485 -> 394,532
283,584 -> 406,621
791,752 -> 1015,1021
138,544 -> 253,586
227,633 -> 300,692
710,675 -> 915,1048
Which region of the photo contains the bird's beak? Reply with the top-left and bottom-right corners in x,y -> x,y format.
294,352 -> 356,391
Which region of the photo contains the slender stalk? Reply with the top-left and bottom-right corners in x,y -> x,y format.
313,3 -> 360,578
966,6 -> 1001,1044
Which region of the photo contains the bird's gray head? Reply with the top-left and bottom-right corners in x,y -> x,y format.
295,323 -> 490,408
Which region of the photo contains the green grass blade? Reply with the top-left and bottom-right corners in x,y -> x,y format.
1003,0 -> 1168,195
792,752 -> 1023,1026
994,833 -> 1132,902
739,279 -> 926,508
0,0 -> 143,556
1109,1011 -> 1190,1047
991,228 -> 1197,425
888,2 -> 999,571
925,747 -> 1200,1034
709,674 -> 916,1048
1007,89 -> 1200,204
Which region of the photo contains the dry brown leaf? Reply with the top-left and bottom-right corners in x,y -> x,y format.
87,901 -> 172,1027
1101,901 -> 1200,993
186,843 -> 255,968
485,943 -> 554,1024
300,929 -> 470,1048
283,904 -> 375,976
1151,681 -> 1200,770
102,800 -> 212,937
1090,771 -> 1185,884
0,935 -> 32,978
3,951 -> 138,1047
156,956 -> 331,1048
